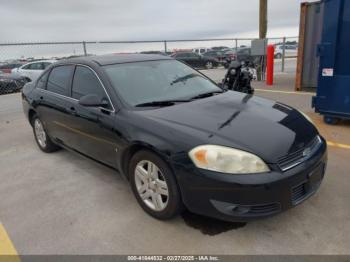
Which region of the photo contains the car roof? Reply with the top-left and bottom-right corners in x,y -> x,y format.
23,60 -> 57,65
174,52 -> 193,55
60,54 -> 172,66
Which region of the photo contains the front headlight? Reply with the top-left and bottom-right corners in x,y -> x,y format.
298,110 -> 314,124
188,145 -> 270,174
230,68 -> 236,75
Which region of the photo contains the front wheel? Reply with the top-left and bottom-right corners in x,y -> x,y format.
129,150 -> 183,220
32,115 -> 60,153
205,61 -> 213,69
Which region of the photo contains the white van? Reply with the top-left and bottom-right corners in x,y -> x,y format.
192,47 -> 211,55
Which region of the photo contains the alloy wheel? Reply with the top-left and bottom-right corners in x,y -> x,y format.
134,160 -> 169,211
34,118 -> 47,148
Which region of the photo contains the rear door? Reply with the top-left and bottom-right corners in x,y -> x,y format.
189,53 -> 202,67
63,65 -> 119,167
35,65 -> 75,144
176,53 -> 195,67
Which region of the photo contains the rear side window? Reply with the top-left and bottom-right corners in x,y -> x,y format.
47,65 -> 74,96
29,63 -> 44,70
72,66 -> 109,106
42,62 -> 52,69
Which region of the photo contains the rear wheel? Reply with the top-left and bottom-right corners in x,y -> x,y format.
129,150 -> 183,220
275,53 -> 282,59
32,115 -> 60,153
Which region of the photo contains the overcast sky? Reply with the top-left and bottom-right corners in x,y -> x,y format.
0,0 -> 305,42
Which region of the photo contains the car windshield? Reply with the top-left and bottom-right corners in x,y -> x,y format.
103,59 -> 221,106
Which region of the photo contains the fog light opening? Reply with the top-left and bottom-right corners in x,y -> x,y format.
232,205 -> 251,215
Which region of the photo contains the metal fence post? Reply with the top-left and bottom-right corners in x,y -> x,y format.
282,37 -> 286,72
164,41 -> 167,53
235,39 -> 238,50
82,41 -> 87,56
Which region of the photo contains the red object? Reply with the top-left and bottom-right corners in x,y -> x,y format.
266,44 -> 275,85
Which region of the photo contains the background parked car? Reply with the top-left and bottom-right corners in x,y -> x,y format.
211,46 -> 230,51
202,50 -> 226,64
192,47 -> 211,55
140,51 -> 167,56
0,71 -> 29,95
172,52 -> 219,69
223,48 -> 253,68
274,44 -> 298,59
0,62 -> 23,73
11,60 -> 56,82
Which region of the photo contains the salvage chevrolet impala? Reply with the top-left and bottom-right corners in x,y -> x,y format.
22,54 -> 327,222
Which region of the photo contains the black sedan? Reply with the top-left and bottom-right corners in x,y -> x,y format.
22,54 -> 327,222
171,52 -> 219,69
202,50 -> 226,63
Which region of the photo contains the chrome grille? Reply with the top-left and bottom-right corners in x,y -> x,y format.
278,136 -> 322,171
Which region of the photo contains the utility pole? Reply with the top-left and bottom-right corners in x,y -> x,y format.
259,0 -> 267,39
257,0 -> 268,81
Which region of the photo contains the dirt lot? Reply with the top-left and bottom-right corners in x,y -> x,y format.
0,71 -> 349,255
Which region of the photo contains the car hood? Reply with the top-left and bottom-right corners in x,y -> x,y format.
135,91 -> 318,163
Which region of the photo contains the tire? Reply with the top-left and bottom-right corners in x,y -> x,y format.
205,61 -> 213,69
275,53 -> 282,59
129,150 -> 183,220
32,115 -> 60,153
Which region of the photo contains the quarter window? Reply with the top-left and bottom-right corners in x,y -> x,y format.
72,66 -> 110,107
36,71 -> 49,89
47,65 -> 74,96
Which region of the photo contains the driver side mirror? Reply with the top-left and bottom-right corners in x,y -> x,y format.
79,94 -> 108,107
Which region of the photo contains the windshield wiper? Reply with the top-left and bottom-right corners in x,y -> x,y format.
134,99 -> 190,107
189,91 -> 225,100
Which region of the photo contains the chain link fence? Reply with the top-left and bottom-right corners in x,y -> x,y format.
0,37 -> 298,95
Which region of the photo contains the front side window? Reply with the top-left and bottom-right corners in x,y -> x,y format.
47,65 -> 74,96
72,66 -> 109,107
104,60 -> 221,106
22,64 -> 31,70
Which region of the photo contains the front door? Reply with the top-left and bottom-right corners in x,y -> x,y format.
63,65 -> 119,168
36,65 -> 75,144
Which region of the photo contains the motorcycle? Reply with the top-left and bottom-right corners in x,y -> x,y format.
221,61 -> 255,94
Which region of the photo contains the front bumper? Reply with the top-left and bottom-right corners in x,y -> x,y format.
173,139 -> 327,222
